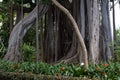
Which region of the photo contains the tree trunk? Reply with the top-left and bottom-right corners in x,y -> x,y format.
112,0 -> 116,41
43,6 -> 55,63
79,0 -> 85,63
51,0 -> 88,68
35,0 -> 39,62
101,0 -> 113,62
4,4 -> 49,62
89,0 -> 100,63
9,2 -> 14,33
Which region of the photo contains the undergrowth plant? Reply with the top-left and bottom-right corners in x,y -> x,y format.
114,29 -> 120,62
22,43 -> 36,62
0,59 -> 120,79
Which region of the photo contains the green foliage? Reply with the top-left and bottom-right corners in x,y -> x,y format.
114,29 -> 120,62
0,14 -> 9,58
0,0 -> 10,58
22,44 -> 36,62
0,38 -> 7,58
0,60 -> 120,79
0,15 -> 2,22
23,26 -> 36,45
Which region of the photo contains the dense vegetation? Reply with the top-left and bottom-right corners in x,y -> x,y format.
0,59 -> 120,79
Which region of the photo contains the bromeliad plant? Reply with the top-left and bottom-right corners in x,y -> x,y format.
0,59 -> 120,79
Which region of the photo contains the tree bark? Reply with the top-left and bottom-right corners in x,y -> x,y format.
35,0 -> 39,62
89,0 -> 100,63
9,2 -> 14,33
112,0 -> 116,41
51,0 -> 88,68
101,0 -> 113,62
78,0 -> 85,63
4,4 -> 49,62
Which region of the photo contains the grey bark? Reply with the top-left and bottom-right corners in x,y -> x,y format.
4,4 -> 49,62
43,6 -> 60,63
79,0 -> 85,63
85,0 -> 93,61
101,0 -> 113,62
90,0 -> 100,63
47,7 -> 54,62
51,0 -> 88,68
36,0 -> 39,62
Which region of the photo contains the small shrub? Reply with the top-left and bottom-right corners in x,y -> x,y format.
0,38 -> 7,58
22,43 -> 36,62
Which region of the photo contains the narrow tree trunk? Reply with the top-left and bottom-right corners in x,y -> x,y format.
9,2 -> 13,33
54,8 -> 60,62
36,0 -> 39,62
85,0 -> 93,62
16,7 -> 22,24
46,6 -> 55,63
112,0 -> 116,41
79,0 -> 85,63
